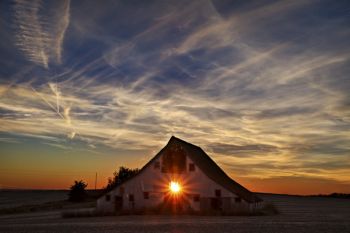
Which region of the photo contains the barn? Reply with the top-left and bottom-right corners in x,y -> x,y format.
97,136 -> 263,214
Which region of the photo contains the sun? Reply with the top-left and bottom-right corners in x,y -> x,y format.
169,181 -> 181,194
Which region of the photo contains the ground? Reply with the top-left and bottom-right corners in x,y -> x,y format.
0,192 -> 349,233
0,190 -> 67,209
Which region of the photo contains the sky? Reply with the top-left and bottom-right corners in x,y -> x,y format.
0,0 -> 349,195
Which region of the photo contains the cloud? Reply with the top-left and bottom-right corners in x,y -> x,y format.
48,82 -> 61,113
209,143 -> 280,156
255,107 -> 316,119
0,137 -> 20,144
13,0 -> 70,68
1,0 -> 349,188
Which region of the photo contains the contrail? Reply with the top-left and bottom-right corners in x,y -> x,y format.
30,85 -> 64,119
48,82 -> 60,113
57,82 -> 59,114
13,0 -> 70,68
31,85 -> 77,139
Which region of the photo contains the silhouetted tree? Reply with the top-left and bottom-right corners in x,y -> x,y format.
105,166 -> 140,192
68,180 -> 88,202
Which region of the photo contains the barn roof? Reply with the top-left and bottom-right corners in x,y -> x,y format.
111,136 -> 262,203
165,136 -> 262,203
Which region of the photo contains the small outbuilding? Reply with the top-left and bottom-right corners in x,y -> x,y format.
97,136 -> 262,214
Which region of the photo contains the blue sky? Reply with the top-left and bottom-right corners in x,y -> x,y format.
0,0 -> 349,193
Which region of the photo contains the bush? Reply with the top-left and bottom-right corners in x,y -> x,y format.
105,167 -> 139,192
68,180 -> 88,202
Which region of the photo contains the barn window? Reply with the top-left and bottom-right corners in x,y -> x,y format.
154,161 -> 160,169
235,197 -> 242,203
193,194 -> 200,202
105,195 -> 110,201
143,192 -> 149,199
215,189 -> 221,197
189,163 -> 195,171
129,194 -> 134,202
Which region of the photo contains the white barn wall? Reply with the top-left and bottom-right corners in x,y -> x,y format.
97,153 -> 249,212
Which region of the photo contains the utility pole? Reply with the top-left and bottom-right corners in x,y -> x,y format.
94,172 -> 97,190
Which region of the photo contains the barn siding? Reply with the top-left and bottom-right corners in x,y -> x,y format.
97,152 -> 250,213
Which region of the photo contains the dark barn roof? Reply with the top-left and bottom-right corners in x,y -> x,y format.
114,136 -> 262,203
166,137 -> 262,203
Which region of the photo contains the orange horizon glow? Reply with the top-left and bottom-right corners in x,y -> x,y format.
1,173 -> 349,196
1,145 -> 349,195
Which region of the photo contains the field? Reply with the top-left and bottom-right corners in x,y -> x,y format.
0,190 -> 68,209
0,191 -> 349,233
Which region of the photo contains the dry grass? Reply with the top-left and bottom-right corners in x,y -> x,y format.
0,190 -> 100,215
0,194 -> 350,233
61,202 -> 279,218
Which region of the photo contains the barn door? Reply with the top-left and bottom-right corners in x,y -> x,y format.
115,195 -> 123,211
210,198 -> 222,210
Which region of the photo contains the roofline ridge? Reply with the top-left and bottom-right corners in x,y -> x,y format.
169,136 -> 202,149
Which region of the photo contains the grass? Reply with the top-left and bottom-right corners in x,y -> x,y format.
61,208 -> 111,218
61,202 -> 279,218
0,200 -> 96,215
0,189 -> 103,215
259,202 -> 280,215
0,190 -> 278,218
2,194 -> 349,233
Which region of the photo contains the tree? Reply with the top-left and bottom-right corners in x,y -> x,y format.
105,166 -> 140,192
68,180 -> 88,202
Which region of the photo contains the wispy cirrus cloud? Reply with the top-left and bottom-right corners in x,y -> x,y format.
1,0 -> 349,192
13,0 -> 70,68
